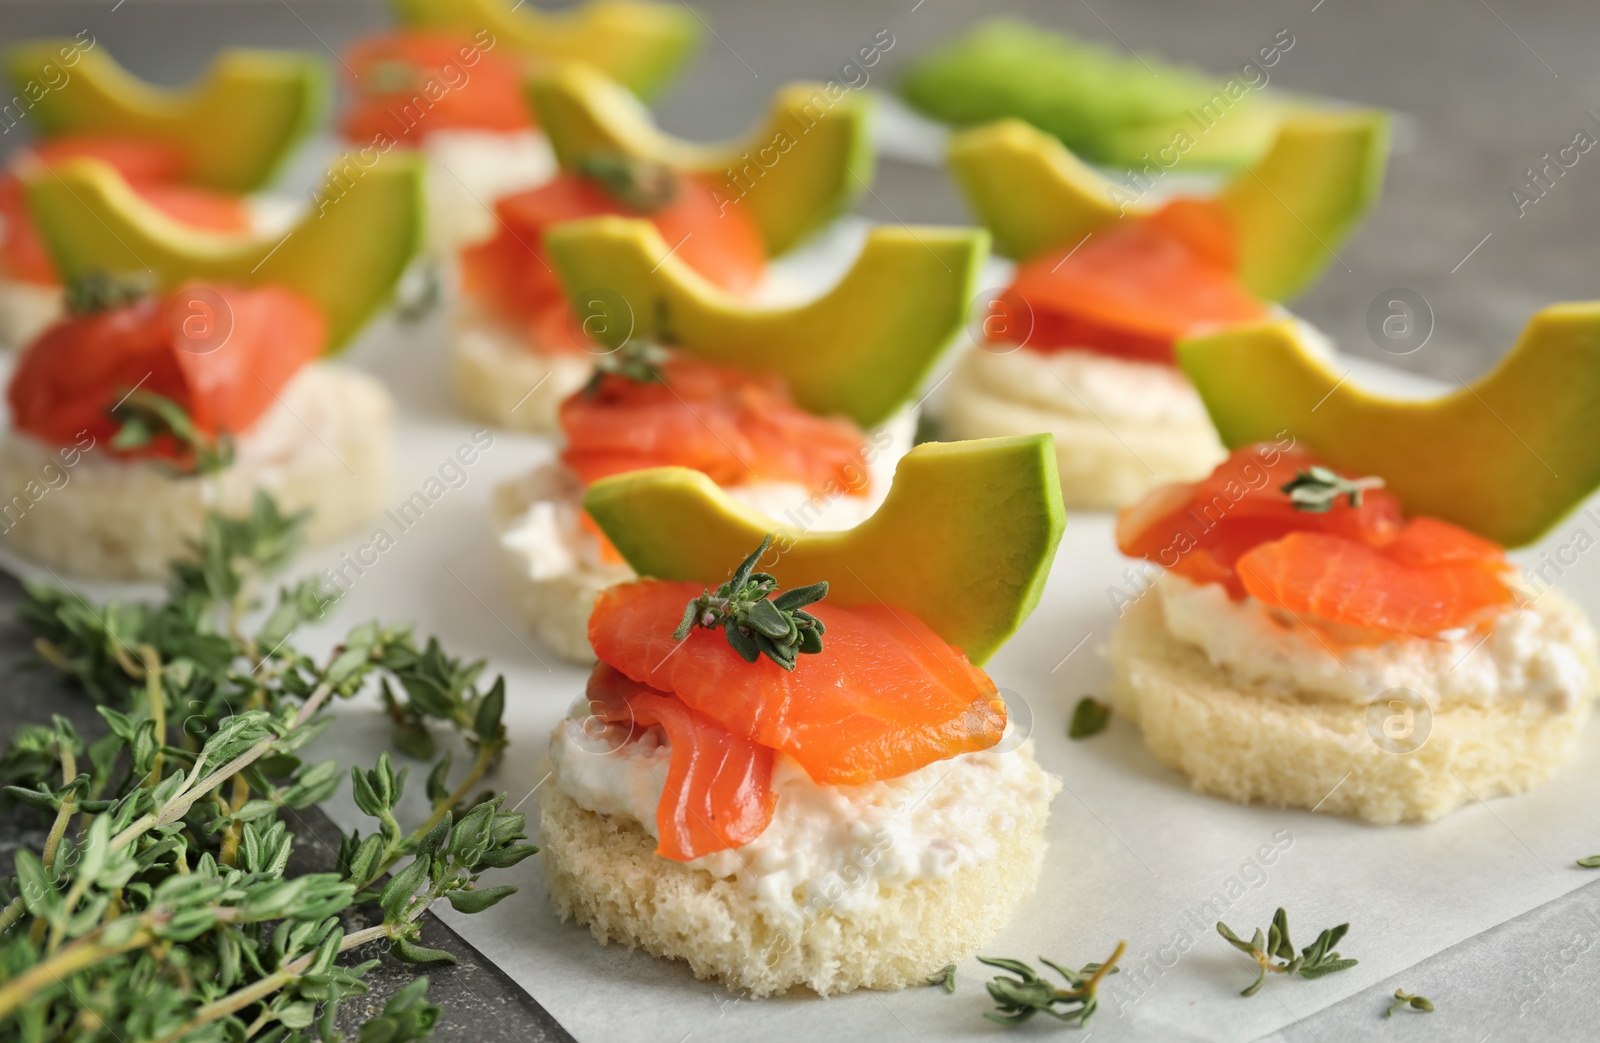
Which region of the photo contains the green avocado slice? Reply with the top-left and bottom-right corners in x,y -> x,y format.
583,435 -> 1066,664
531,62 -> 873,257
1177,309 -> 1600,548
544,217 -> 986,428
947,110 -> 1388,302
390,0 -> 698,100
24,156 -> 424,351
7,41 -> 326,192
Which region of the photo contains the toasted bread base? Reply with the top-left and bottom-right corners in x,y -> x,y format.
450,313 -> 593,434
538,756 -> 1055,997
0,364 -> 392,581
940,351 -> 1224,511
1108,591 -> 1596,823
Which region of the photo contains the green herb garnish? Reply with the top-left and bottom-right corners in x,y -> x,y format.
1217,908 -> 1358,996
977,941 -> 1124,1026
577,151 -> 680,213
1577,854 -> 1600,868
0,491 -> 532,1039
582,340 -> 670,397
111,388 -> 236,477
927,963 -> 956,992
1280,467 -> 1385,512
64,270 -> 154,317
674,536 -> 827,671
1386,988 -> 1435,1017
1069,696 -> 1111,739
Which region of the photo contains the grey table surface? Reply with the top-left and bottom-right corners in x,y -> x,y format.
2,1 -> 1599,1041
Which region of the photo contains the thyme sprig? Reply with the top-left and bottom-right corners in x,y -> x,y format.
977,941 -> 1125,1026
1217,908 -> 1358,996
673,536 -> 828,671
111,388 -> 236,477
1281,467 -> 1385,513
926,963 -> 956,993
1386,988 -> 1434,1016
576,151 -> 680,213
0,491 -> 529,1040
581,340 -> 670,397
64,270 -> 154,317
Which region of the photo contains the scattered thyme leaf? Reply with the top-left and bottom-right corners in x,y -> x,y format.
1577,855 -> 1600,868
64,270 -> 154,316
1217,908 -> 1357,996
673,535 -> 827,672
978,941 -> 1124,1026
1280,466 -> 1385,513
110,388 -> 236,477
576,151 -> 680,212
1069,696 -> 1111,739
928,963 -> 956,993
1386,988 -> 1434,1017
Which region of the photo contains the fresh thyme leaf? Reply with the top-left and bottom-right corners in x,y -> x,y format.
110,388 -> 237,477
1216,908 -> 1358,996
64,270 -> 154,316
928,963 -> 956,993
0,491 -> 530,1040
674,536 -> 828,671
1069,696 -> 1111,739
582,340 -> 671,396
1386,988 -> 1434,1016
576,151 -> 680,212
1577,854 -> 1600,868
977,942 -> 1124,1026
1280,466 -> 1385,513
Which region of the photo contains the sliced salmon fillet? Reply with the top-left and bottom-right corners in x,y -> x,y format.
459,170 -> 765,338
587,663 -> 776,862
1118,444 -> 1513,638
994,198 -> 1270,364
559,354 -> 870,494
589,579 -> 1006,785
9,283 -> 324,459
0,138 -> 251,285
1237,530 -> 1513,637
341,31 -> 534,145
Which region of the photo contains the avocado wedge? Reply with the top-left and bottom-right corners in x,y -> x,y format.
24,156 -> 424,351
391,0 -> 698,100
1178,309 -> 1600,547
545,217 -> 986,428
584,435 -> 1066,664
532,62 -> 873,257
7,41 -> 325,192
948,110 -> 1388,302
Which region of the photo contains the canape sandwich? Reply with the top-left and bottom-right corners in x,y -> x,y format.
938,113 -> 1388,509
451,63 -> 872,432
1109,310 -> 1600,822
539,434 -> 1065,995
488,215 -> 984,661
2,146 -> 425,580
0,41 -> 323,347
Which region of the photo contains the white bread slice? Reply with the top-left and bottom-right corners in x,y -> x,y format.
939,348 -> 1223,510
450,309 -> 592,434
1108,589 -> 1596,823
0,277 -> 63,352
0,363 -> 392,581
538,746 -> 1057,997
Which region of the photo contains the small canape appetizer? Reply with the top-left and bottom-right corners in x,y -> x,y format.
1110,309 -> 1600,822
338,31 -> 551,255
899,19 -> 1287,169
540,434 -> 1065,996
0,41 -> 323,347
0,153 -> 424,579
452,63 -> 871,431
938,113 -> 1387,510
491,216 -> 985,660
0,277 -> 390,579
